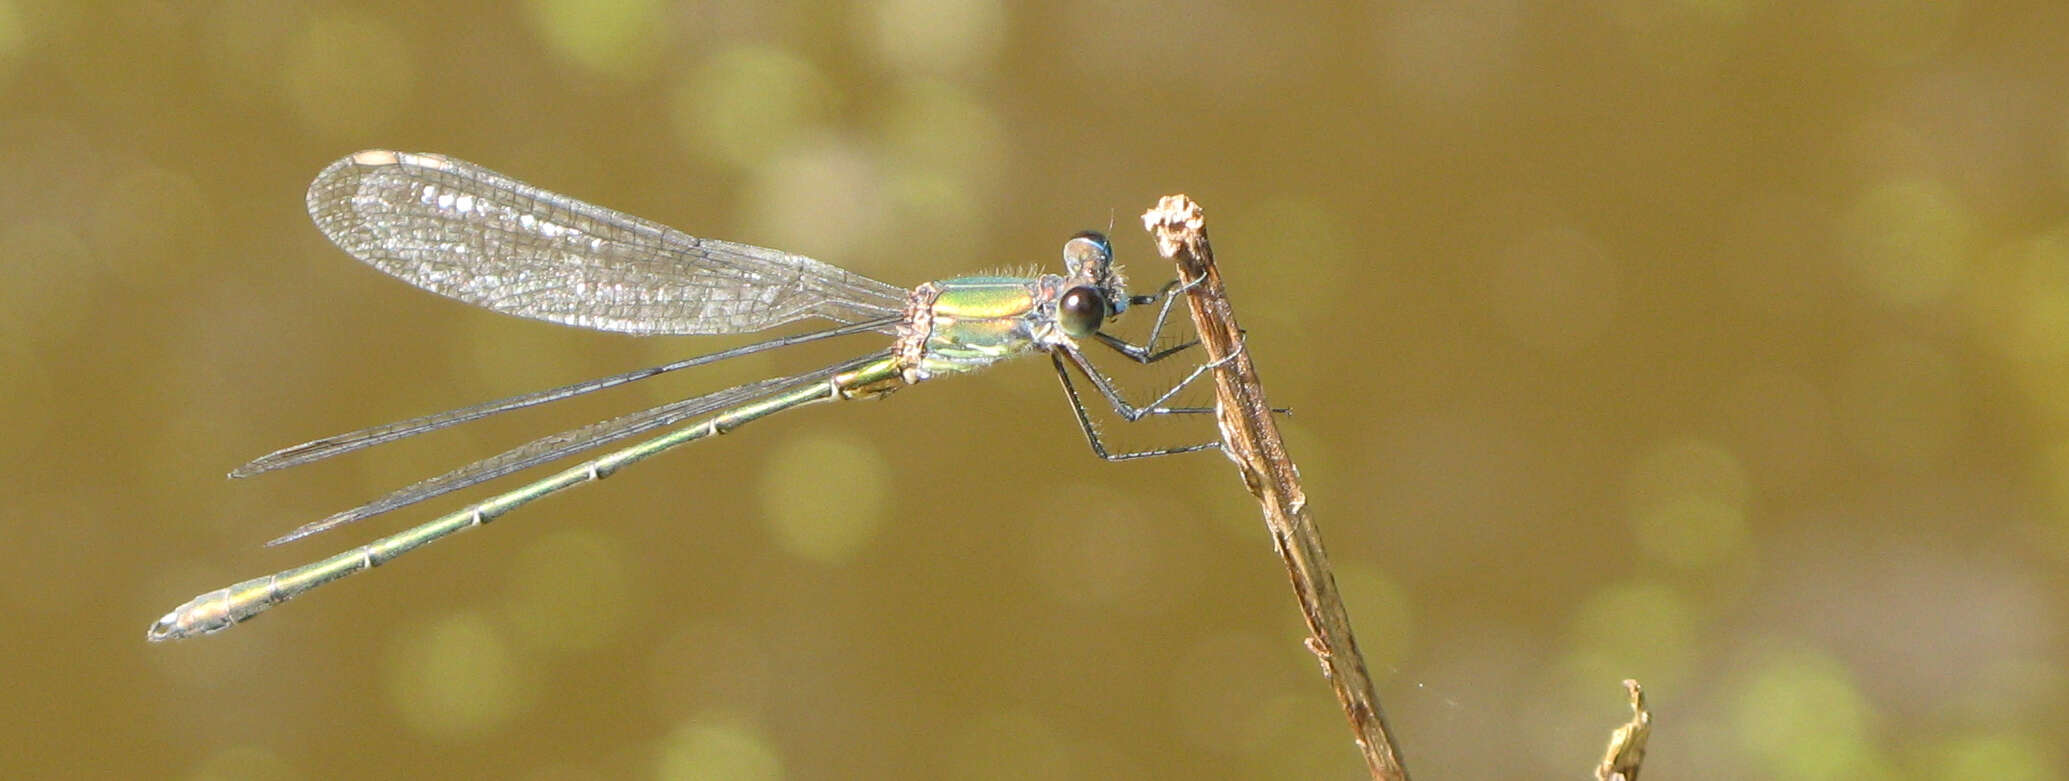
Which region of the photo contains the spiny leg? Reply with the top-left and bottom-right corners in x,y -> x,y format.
1092,290 -> 1294,419
1061,340 -> 1248,421
1048,341 -> 1251,461
1093,276 -> 1207,364
1050,352 -> 1220,461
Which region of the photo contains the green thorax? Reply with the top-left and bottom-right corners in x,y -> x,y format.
904,275 -> 1064,380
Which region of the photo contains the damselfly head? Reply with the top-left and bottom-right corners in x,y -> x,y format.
1063,231 -> 1128,315
1063,231 -> 1110,274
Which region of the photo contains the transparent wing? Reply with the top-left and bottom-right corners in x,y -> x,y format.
307,150 -> 909,335
233,316 -> 899,478
267,352 -> 886,545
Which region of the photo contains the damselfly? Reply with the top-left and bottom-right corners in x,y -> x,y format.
149,150 -> 1231,641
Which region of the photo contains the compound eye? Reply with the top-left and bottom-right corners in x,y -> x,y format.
1062,232 -> 1112,276
1059,285 -> 1106,338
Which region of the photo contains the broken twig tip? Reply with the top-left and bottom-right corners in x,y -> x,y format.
1595,679 -> 1651,781
1140,196 -> 1204,258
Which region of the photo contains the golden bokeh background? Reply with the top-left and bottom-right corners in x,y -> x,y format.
5,0 -> 2067,778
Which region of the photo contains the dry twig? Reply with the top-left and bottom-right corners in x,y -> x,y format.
1142,196 -> 1408,781
1596,679 -> 1651,781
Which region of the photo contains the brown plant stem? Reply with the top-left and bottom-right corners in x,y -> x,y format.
1596,679 -> 1651,781
1141,196 -> 1409,781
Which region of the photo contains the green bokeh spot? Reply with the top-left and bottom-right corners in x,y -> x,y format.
523,0 -> 664,79
657,714 -> 785,781
1732,646 -> 1894,781
670,45 -> 831,170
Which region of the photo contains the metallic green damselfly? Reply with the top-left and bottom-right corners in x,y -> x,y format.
149,150 -> 1227,641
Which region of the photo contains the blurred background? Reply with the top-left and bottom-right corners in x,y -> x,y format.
4,0 -> 2066,778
